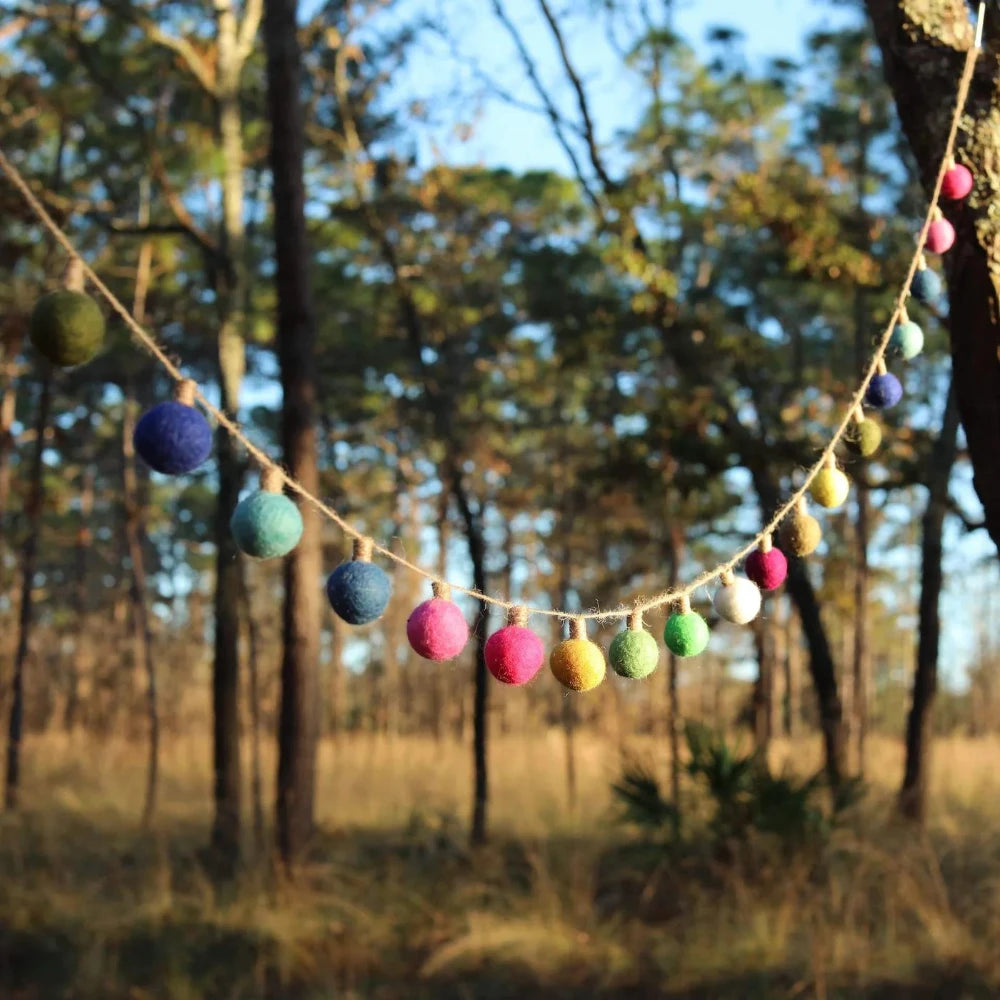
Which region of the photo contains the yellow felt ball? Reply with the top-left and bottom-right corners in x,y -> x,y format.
550,638 -> 606,692
811,467 -> 850,509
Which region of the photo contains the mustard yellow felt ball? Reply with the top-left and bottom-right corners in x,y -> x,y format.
781,507 -> 822,556
811,467 -> 850,509
550,638 -> 606,692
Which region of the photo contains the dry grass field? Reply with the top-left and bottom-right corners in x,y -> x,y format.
2,729 -> 1000,999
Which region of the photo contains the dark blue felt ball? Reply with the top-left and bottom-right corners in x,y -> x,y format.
911,268 -> 942,305
326,560 -> 392,625
134,400 -> 213,474
865,373 -> 903,409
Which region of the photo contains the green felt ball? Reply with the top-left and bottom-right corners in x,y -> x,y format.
890,320 -> 924,360
609,627 -> 660,679
230,490 -> 303,559
29,290 -> 105,367
845,418 -> 882,458
663,611 -> 710,658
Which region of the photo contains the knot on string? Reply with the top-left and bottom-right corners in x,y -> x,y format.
353,536 -> 374,561
64,257 -> 84,292
627,609 -> 643,631
507,605 -> 528,627
174,379 -> 197,406
679,594 -> 692,614
260,465 -> 285,494
432,581 -> 451,601
569,617 -> 586,640
720,569 -> 735,586
760,533 -> 773,553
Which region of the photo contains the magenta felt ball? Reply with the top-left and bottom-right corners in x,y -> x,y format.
745,547 -> 787,591
406,598 -> 469,662
941,164 -> 973,200
485,625 -> 544,685
926,219 -> 955,254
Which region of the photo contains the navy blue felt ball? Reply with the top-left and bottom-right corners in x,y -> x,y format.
326,560 -> 392,625
134,401 -> 213,474
865,373 -> 903,409
911,268 -> 942,305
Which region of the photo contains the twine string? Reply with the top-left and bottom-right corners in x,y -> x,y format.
0,39 -> 979,624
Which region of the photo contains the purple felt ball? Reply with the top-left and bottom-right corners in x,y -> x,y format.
926,219 -> 955,254
941,164 -> 973,201
485,625 -> 545,685
745,547 -> 787,591
406,597 -> 469,662
865,373 -> 903,409
133,400 -> 212,474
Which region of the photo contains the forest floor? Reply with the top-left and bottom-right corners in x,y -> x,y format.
2,730 -> 1000,999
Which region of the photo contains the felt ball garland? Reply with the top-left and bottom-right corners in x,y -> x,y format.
745,536 -> 787,592
845,411 -> 882,458
664,598 -> 710,658
941,160 -> 973,200
407,582 -> 469,661
910,261 -> 942,305
890,313 -> 924,361
29,261 -> 105,367
811,458 -> 850,510
609,612 -> 660,679
133,380 -> 213,475
865,362 -> 903,409
485,606 -> 545,685
713,571 -> 761,625
6,30 -> 982,698
925,211 -> 955,254
230,467 -> 304,560
326,537 -> 392,625
780,498 -> 822,557
550,618 -> 606,691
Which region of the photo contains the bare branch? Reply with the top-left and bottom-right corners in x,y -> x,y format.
236,0 -> 264,64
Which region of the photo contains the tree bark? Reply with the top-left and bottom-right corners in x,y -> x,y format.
865,1 -> 1000,551
65,463 -> 94,731
239,563 -> 265,852
5,371 -> 51,810
899,378 -> 961,821
209,0 -> 252,873
265,0 -> 322,867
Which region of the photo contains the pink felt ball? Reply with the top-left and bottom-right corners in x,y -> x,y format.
406,598 -> 469,661
485,625 -> 544,685
926,218 -> 955,254
941,164 -> 973,201
745,547 -> 788,592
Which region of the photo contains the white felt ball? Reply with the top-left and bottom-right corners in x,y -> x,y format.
713,576 -> 762,625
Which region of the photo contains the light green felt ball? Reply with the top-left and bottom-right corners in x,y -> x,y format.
890,320 -> 924,360
609,627 -> 660,679
845,418 -> 882,458
663,611 -> 710,658
29,290 -> 105,367
230,490 -> 303,559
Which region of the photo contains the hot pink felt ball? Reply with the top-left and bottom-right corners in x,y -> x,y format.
941,164 -> 973,200
485,625 -> 544,685
406,598 -> 469,661
745,547 -> 788,591
926,218 -> 955,254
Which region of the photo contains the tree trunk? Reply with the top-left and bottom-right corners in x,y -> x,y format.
265,0 -> 322,867
5,370 -> 51,810
209,6 -> 251,873
899,378 -> 961,821
865,1 -> 1000,552
122,390 -> 159,827
785,606 -> 802,738
665,521 -> 683,821
65,463 -> 94,731
0,349 -> 19,544
752,615 -> 773,756
239,563 -> 265,852
451,472 -> 490,845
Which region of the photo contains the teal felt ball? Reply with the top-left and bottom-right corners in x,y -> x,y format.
609,627 -> 660,679
890,320 -> 924,360
230,490 -> 303,559
664,611 -> 710,658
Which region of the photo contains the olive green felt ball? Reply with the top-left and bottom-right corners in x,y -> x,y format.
810,467 -> 850,509
780,510 -> 822,557
29,290 -> 105,367
845,418 -> 882,458
550,638 -> 606,692
609,628 -> 660,679
663,611 -> 709,658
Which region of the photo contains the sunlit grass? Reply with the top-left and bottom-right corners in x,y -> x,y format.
3,730 -> 1000,998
